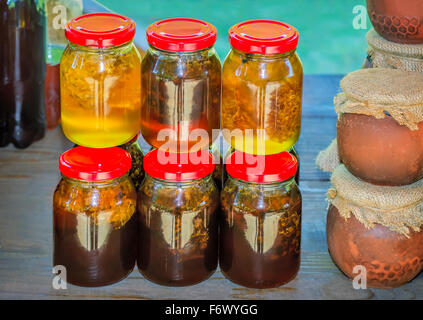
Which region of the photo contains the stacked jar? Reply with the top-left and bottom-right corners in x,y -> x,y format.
221,151 -> 301,288
137,150 -> 219,286
60,13 -> 142,148
53,13 -> 144,286
60,12 -> 145,190
222,20 -> 303,156
53,147 -> 137,286
220,20 -> 303,288
138,18 -> 221,286
221,20 -> 302,184
53,14 -> 304,289
317,2 -> 423,288
140,18 -> 221,154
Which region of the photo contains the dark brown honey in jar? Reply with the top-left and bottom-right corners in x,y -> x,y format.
141,18 -> 221,153
53,147 -> 137,287
137,149 -> 219,286
220,151 -> 302,288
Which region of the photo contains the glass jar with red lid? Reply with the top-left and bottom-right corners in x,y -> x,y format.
220,151 -> 302,288
60,13 -> 142,148
222,20 -> 303,155
137,149 -> 219,286
53,147 -> 137,287
141,18 -> 221,153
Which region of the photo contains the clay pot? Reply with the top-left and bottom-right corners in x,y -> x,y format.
327,205 -> 423,289
367,0 -> 423,44
337,113 -> 423,186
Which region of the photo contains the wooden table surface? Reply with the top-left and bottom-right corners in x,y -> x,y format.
1,75 -> 422,300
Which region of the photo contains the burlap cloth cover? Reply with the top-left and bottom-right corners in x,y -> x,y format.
316,139 -> 339,172
366,28 -> 423,73
317,68 -> 423,172
328,165 -> 423,237
334,68 -> 423,131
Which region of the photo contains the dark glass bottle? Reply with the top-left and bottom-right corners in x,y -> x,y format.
0,0 -> 46,148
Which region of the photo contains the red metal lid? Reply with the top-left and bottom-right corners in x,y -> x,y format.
144,149 -> 215,181
226,151 -> 297,183
229,19 -> 299,55
65,13 -> 136,47
146,18 -> 217,52
59,147 -> 132,181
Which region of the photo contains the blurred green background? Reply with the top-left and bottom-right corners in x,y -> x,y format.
96,0 -> 371,74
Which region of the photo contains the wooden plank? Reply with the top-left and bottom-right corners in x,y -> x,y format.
1,75 -> 421,300
302,74 -> 343,118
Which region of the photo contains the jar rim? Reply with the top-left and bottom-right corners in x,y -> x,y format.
225,151 -> 297,183
146,18 -> 217,52
143,149 -> 215,181
59,147 -> 131,181
229,19 -> 299,55
65,13 -> 136,48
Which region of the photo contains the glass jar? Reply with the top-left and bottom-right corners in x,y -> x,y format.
220,151 -> 302,288
289,146 -> 300,184
0,0 -> 45,148
222,20 -> 303,155
45,0 -> 83,129
141,18 -> 221,153
53,147 -> 137,287
137,149 -> 219,286
210,141 -> 226,190
60,13 -> 141,148
118,133 -> 144,191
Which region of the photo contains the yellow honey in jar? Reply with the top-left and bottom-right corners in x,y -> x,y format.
222,20 -> 303,155
60,13 -> 141,148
